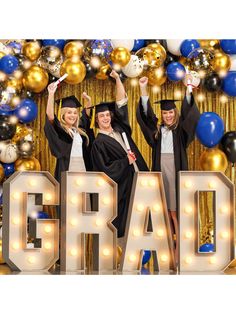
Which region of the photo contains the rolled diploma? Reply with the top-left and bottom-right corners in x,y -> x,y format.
54,73 -> 68,86
122,132 -> 131,151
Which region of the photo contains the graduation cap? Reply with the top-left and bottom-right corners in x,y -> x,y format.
154,99 -> 177,111
88,101 -> 115,128
55,96 -> 82,109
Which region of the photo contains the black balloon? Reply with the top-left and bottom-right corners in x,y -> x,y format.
0,115 -> 16,140
144,39 -> 167,50
84,61 -> 98,79
164,52 -> 179,66
220,131 -> 236,163
203,72 -> 222,92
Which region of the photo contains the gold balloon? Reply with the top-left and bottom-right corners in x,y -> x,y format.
199,149 -> 228,172
199,39 -> 221,53
211,51 -> 231,74
0,51 -> 5,59
0,239 -> 5,264
0,163 -> 4,182
144,66 -> 167,86
117,245 -> 122,266
95,64 -> 111,80
179,56 -> 190,68
11,124 -> 32,143
5,77 -> 23,93
0,265 -> 12,274
15,156 -> 41,171
64,41 -> 84,58
111,47 -> 131,67
60,57 -> 86,84
23,65 -> 49,93
143,43 -> 166,67
22,41 -> 41,61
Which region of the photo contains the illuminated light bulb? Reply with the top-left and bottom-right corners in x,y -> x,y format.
218,70 -> 228,78
12,192 -> 20,200
44,242 -> 52,250
184,206 -> 193,214
9,115 -> 18,124
90,56 -> 101,69
12,242 -> 20,250
70,219 -> 78,226
148,179 -> 156,187
133,229 -> 140,237
157,229 -> 164,238
102,197 -> 110,205
198,70 -> 206,79
130,78 -> 138,87
220,206 -> 228,214
219,95 -> 228,104
29,211 -> 38,219
70,196 -> 78,204
45,193 -> 52,201
209,256 -> 217,264
160,254 -> 168,262
75,178 -> 83,186
28,179 -> 37,187
102,248 -> 110,256
28,256 -> 36,264
140,179 -> 148,187
185,256 -> 192,264
153,204 -> 160,212
174,90 -> 182,99
208,181 -> 216,189
70,249 -> 78,256
97,178 -> 105,187
184,231 -> 193,239
137,204 -> 144,212
197,93 -> 205,102
129,254 -> 137,262
220,231 -> 229,239
113,64 -> 121,72
184,181 -> 192,189
95,219 -> 103,227
12,217 -> 20,225
44,225 -> 52,233
152,85 -> 161,93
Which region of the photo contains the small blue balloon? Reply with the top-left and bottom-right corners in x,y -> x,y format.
0,55 -> 19,74
196,112 -> 224,148
37,211 -> 49,219
42,39 -> 66,50
141,267 -> 150,275
180,39 -> 200,57
2,162 -> 15,177
222,71 -> 236,97
220,40 -> 236,55
166,62 -> 186,81
199,243 -> 215,252
7,41 -> 22,54
142,250 -> 151,265
132,39 -> 145,51
0,104 -> 14,116
14,98 -> 38,123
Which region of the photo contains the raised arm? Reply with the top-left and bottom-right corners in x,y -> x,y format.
46,83 -> 58,121
110,70 -> 126,102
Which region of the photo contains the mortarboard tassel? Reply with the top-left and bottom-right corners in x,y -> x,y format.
57,99 -> 62,119
90,107 -> 95,129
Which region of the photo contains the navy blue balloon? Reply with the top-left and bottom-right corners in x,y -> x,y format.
37,211 -> 49,219
166,62 -> 186,81
180,39 -> 200,57
199,243 -> 215,252
42,39 -> 66,50
220,40 -> 236,54
7,41 -> 22,54
142,250 -> 151,265
0,55 -> 19,74
14,98 -> 38,123
0,104 -> 14,116
141,267 -> 150,275
222,71 -> 236,96
2,162 -> 15,177
196,112 -> 224,148
132,39 -> 145,51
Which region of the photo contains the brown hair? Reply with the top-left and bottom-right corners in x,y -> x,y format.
95,111 -> 114,128
154,108 -> 180,139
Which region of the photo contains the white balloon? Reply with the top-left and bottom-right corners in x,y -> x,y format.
166,39 -> 184,56
111,39 -> 134,51
122,55 -> 144,78
0,143 -> 18,163
230,55 -> 236,71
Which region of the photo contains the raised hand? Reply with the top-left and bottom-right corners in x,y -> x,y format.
47,82 -> 58,95
82,92 -> 92,108
110,70 -> 119,80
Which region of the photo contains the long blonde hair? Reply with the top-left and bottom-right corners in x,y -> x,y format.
155,108 -> 180,139
60,107 -> 89,145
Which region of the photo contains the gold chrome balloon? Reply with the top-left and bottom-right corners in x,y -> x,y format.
111,47 -> 131,67
0,51 -> 5,59
0,163 -> 4,182
144,66 -> 167,86
199,149 -> 228,172
5,77 -> 23,93
211,51 -> 231,74
199,39 -> 221,53
64,41 -> 84,58
95,64 -> 111,80
60,57 -> 86,84
22,41 -> 41,61
15,156 -> 41,171
23,65 -> 49,93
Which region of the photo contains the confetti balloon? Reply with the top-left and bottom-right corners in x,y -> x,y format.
144,66 -> 167,86
17,139 -> 34,158
188,48 -> 214,72
183,70 -> 200,88
37,46 -> 62,69
84,40 -> 113,65
11,124 -> 32,143
0,143 -> 18,163
121,55 -> 144,78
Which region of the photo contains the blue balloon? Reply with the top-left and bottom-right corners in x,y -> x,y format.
196,112 -> 224,148
222,71 -> 236,96
0,55 -> 19,74
132,39 -> 145,51
141,267 -> 150,275
220,40 -> 236,55
0,104 -> 15,116
142,250 -> 151,265
166,62 -> 186,81
42,39 -> 66,50
2,162 -> 15,177
37,211 -> 49,219
7,41 -> 22,54
180,39 -> 200,57
14,98 -> 38,123
199,243 -> 215,252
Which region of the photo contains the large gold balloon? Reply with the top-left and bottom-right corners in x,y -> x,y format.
11,124 -> 32,143
199,149 -> 228,172
5,77 -> 23,93
0,51 -> 5,59
60,57 -> 86,84
15,156 -> 41,171
95,64 -> 111,80
143,43 -> 166,67
144,66 -> 167,86
211,51 -> 231,74
110,47 -> 131,67
0,239 -> 5,264
23,65 -> 49,93
64,41 -> 84,58
22,41 -> 41,61
199,39 -> 221,53
0,163 -> 4,182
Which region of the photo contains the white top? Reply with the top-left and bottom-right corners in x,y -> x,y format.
70,128 -> 83,157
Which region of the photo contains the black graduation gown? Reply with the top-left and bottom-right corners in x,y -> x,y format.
44,109 -> 94,183
91,102 -> 149,238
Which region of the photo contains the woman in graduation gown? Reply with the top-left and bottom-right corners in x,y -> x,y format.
136,76 -> 200,262
91,70 -> 149,240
